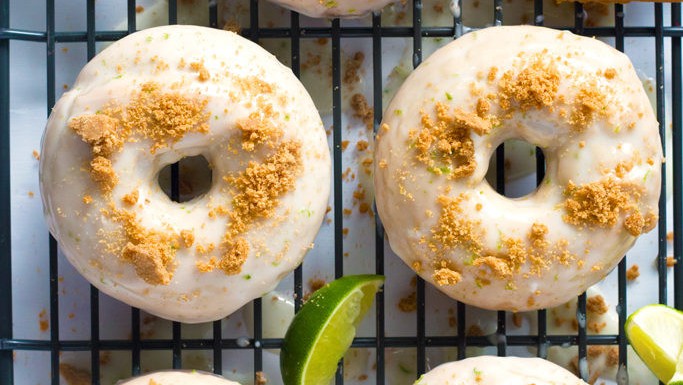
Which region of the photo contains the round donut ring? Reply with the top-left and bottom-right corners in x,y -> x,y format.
417,356 -> 588,385
265,0 -> 396,18
374,25 -> 662,312
40,25 -> 330,323
117,370 -> 240,385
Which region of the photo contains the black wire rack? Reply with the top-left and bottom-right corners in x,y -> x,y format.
0,1 -> 682,384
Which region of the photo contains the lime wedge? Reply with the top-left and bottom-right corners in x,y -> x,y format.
625,304 -> 683,383
669,351 -> 683,385
280,274 -> 385,385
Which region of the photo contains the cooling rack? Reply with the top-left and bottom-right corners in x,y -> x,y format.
0,0 -> 682,384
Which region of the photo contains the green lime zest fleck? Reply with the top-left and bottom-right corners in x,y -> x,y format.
163,33 -> 169,39
394,109 -> 403,116
398,363 -> 413,374
244,274 -> 252,280
445,92 -> 453,100
145,36 -> 152,43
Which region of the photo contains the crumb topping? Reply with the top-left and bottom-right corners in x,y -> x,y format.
89,156 -> 118,194
343,52 -> 365,85
398,291 -> 417,312
433,266 -> 462,286
236,110 -> 283,151
181,229 -> 195,248
603,68 -> 617,79
189,61 -> 210,81
563,178 -> 642,230
568,83 -> 607,132
414,102 -> 491,179
431,195 -> 483,253
498,54 -> 560,112
82,194 -> 93,205
69,114 -> 122,157
121,242 -> 174,285
626,264 -> 640,281
121,189 -> 139,206
528,222 -> 549,249
217,237 -> 249,275
586,295 -> 608,315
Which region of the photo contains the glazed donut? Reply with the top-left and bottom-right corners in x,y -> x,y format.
417,356 -> 588,384
374,25 -> 662,312
117,370 -> 240,384
40,25 -> 330,323
265,0 -> 396,18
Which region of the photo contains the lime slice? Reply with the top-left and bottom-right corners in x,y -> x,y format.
280,274 -> 385,385
625,304 -> 683,383
669,351 -> 683,385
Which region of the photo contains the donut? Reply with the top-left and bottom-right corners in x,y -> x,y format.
417,356 -> 588,384
265,0 -> 396,19
117,370 -> 240,384
374,25 -> 662,312
40,25 -> 331,323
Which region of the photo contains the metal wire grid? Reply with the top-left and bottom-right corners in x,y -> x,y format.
0,1 -> 682,384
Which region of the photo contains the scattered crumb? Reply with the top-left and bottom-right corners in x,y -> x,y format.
586,295 -> 608,316
189,61 -> 210,82
512,313 -> 522,328
255,371 -> 267,385
343,51 -> 365,85
667,256 -> 677,267
398,291 -> 417,313
82,194 -> 93,205
626,264 -> 640,281
32,150 -> 40,160
668,231 -> 674,242
181,229 -> 195,248
135,5 -> 144,13
38,308 -> 48,332
309,278 -> 326,293
59,363 -> 91,385
466,324 -> 484,336
342,228 -> 349,236
350,94 -> 374,131
341,140 -> 350,151
356,140 -> 369,152
27,191 -> 34,198
121,189 -> 139,206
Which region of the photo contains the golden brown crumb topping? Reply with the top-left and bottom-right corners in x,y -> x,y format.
69,114 -> 123,157
227,141 -> 303,232
181,229 -> 195,248
431,195 -> 483,253
236,110 -> 283,151
121,242 -> 174,285
82,194 -> 93,205
356,140 -> 369,152
189,61 -> 210,81
344,52 -> 365,85
563,178 -> 641,229
626,264 -> 640,281
624,211 -> 644,236
433,267 -> 462,286
398,291 -> 417,312
217,237 -> 249,275
89,156 -> 118,194
498,54 -> 560,112
603,68 -> 617,79
121,189 -> 139,206
528,222 -> 549,249
568,83 -> 607,132
414,103 -> 491,179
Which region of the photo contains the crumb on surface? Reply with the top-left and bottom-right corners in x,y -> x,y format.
121,189 -> 139,206
398,291 -> 417,312
626,264 -> 640,281
32,150 -> 40,160
350,93 -> 374,131
341,140 -> 350,151
256,371 -> 267,385
189,61 -> 211,81
433,266 -> 462,286
59,363 -> 91,385
667,256 -> 677,267
586,295 -> 608,316
135,5 -> 144,13
27,191 -> 34,198
343,51 -> 365,85
38,308 -> 48,332
563,179 -> 639,229
356,140 -> 369,152
89,156 -> 118,194
181,229 -> 195,248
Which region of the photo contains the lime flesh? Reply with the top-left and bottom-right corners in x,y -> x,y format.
626,304 -> 683,383
280,274 -> 384,385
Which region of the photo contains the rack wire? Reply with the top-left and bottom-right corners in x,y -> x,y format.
0,1 -> 682,384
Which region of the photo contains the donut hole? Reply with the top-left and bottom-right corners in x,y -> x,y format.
485,139 -> 544,199
158,155 -> 213,203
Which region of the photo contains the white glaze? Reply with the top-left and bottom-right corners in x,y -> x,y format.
265,0 -> 396,18
417,356 -> 588,385
117,370 -> 240,385
40,25 -> 331,323
375,26 -> 662,312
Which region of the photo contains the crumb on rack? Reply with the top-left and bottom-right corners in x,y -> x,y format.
38,308 -> 48,332
59,363 -> 91,385
512,313 -> 522,328
135,5 -> 144,13
27,191 -> 34,198
32,150 -> 40,160
256,371 -> 267,385
586,295 -> 608,316
181,229 -> 195,248
356,140 -> 369,152
667,231 -> 674,242
667,256 -> 677,267
342,228 -> 349,236
343,51 -> 365,85
121,189 -> 139,206
398,291 -> 417,313
626,264 -> 640,281
341,140 -> 350,151
350,94 -> 374,131
466,324 -> 484,336
189,61 -> 211,82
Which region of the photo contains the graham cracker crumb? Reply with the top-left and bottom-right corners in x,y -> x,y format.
181,229 -> 195,247
344,52 -> 365,85
563,179 -> 639,229
432,195 -> 483,253
255,371 -> 267,385
27,191 -> 34,198
356,140 -> 369,152
586,295 -> 608,315
433,267 -> 462,286
569,84 -> 607,132
69,114 -> 123,157
121,242 -> 174,285
467,325 -> 484,336
624,211 -> 644,236
236,111 -> 282,151
667,256 -> 677,267
341,140 -> 350,151
512,313 -> 523,328
667,231 -> 674,242
309,278 -> 326,294
626,264 -> 640,281
217,237 -> 249,275
528,222 -> 549,249
135,5 -> 144,13
398,291 -> 417,312
82,194 -> 93,204
415,103 -> 491,179
122,189 -> 139,206
59,363 -> 91,385
350,93 -> 374,131
32,150 -> 40,160
38,308 -> 48,332
498,55 -> 560,112
487,67 -> 498,83
189,61 -> 211,81
603,68 -> 617,79
89,156 -> 118,193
